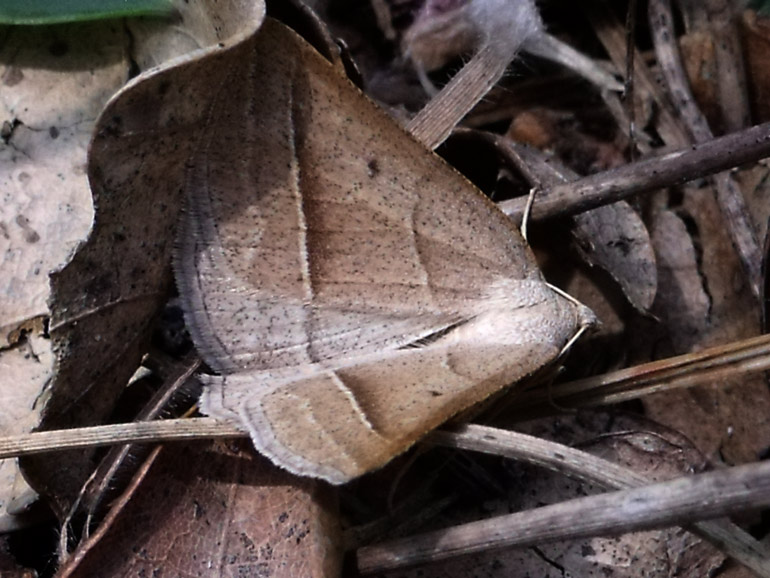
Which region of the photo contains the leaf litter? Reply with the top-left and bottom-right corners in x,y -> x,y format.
1,0 -> 770,576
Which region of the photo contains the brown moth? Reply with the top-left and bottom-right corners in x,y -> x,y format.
175,17 -> 592,485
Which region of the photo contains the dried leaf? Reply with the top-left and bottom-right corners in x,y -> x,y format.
645,185 -> 770,466
58,441 -> 341,578
18,0 -> 266,517
0,22 -> 125,346
573,202 -> 658,312
0,20 -> 128,530
0,333 -> 53,531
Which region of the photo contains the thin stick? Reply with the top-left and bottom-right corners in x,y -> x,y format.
649,0 -> 761,297
428,424 -> 770,577
3,387 -> 768,572
514,333 -> 770,411
2,336 -> 770,458
498,121 -> 770,223
624,0 -> 638,158
584,0 -> 689,147
0,418 -> 245,459
356,458 -> 770,573
60,355 -> 201,559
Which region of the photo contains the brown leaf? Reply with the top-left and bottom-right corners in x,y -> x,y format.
645,184 -> 770,467
573,202 -> 657,312
0,21 -> 128,531
57,441 -> 342,578
19,0 -> 266,517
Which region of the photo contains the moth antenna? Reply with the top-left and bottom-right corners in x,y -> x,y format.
557,321 -> 591,360
520,186 -> 539,242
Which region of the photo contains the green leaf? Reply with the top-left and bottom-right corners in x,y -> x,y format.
0,0 -> 174,25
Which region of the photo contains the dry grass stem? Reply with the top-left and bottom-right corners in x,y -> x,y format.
514,333 -> 770,412
356,458 -> 770,574
2,335 -> 768,457
407,45 -> 512,150
649,0 -> 761,297
429,425 -> 770,577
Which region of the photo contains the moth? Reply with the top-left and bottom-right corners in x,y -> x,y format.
175,18 -> 592,485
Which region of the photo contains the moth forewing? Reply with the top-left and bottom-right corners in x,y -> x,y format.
176,18 -> 591,484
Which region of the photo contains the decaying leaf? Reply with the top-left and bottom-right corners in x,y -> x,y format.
57,442 -> 342,578
0,22 -> 126,347
572,202 -> 658,312
0,20 -> 128,531
0,333 -> 53,532
18,0 -> 266,517
645,182 -> 770,467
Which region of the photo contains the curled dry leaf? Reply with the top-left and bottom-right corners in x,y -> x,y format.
18,0 -> 266,517
572,202 -> 658,312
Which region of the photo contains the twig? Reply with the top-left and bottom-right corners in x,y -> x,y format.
624,0 -> 638,158
584,0 -> 690,147
427,424 -> 770,577
356,457 -> 770,573
3,336 -> 770,457
0,418 -> 245,459
3,337 -> 769,574
513,333 -> 770,411
498,121 -> 770,223
59,355 -> 201,559
649,0 -> 761,298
